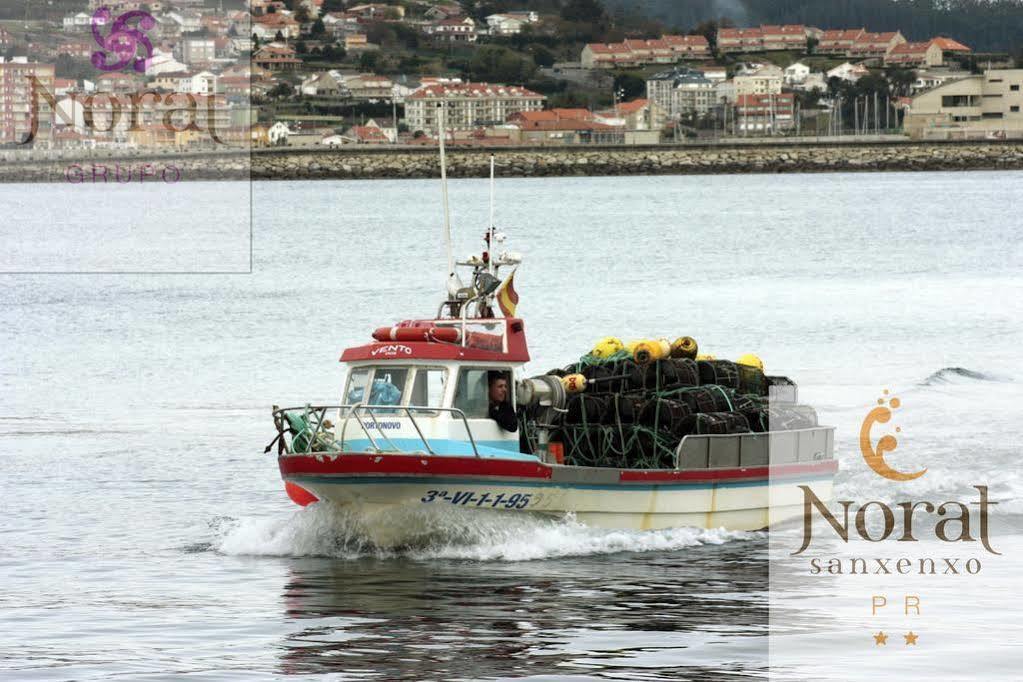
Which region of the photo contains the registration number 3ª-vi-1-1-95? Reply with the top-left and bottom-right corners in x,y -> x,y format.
420,490 -> 532,509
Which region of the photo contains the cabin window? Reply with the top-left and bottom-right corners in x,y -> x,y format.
345,368 -> 371,404
453,368 -> 512,418
369,368 -> 409,410
409,368 -> 447,413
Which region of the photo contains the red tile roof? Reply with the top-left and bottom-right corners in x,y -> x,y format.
719,27 -> 763,39
760,24 -> 805,35
350,125 -> 390,142
931,36 -> 971,52
662,34 -> 709,46
889,41 -> 932,55
615,99 -> 649,114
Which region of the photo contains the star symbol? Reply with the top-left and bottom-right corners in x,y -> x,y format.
905,631 -> 919,645
873,631 -> 888,645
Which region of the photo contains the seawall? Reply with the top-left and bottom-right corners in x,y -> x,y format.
2,140 -> 1022,183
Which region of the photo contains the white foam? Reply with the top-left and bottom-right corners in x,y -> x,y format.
213,504 -> 760,562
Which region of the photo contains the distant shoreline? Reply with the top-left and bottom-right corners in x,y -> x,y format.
1,139 -> 1021,183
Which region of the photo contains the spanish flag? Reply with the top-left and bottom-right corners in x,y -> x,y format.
496,268 -> 519,318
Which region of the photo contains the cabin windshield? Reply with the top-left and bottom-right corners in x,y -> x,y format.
344,365 -> 448,413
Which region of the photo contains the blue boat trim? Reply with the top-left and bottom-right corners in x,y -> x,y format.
342,437 -> 536,461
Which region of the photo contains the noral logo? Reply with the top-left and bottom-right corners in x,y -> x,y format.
859,389 -> 925,481
794,388 -> 999,566
91,7 -> 156,73
18,6 -> 223,147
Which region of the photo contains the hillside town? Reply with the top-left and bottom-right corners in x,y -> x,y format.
1,0 -> 1022,153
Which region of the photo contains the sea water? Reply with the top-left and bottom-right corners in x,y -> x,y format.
1,171 -> 1021,679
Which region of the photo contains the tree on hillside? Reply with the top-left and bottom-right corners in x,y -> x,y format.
613,72 -> 646,100
561,0 -> 607,23
269,82 -> 295,99
360,51 -> 380,70
529,43 -> 556,68
311,18 -> 326,37
691,18 -> 732,50
884,67 -> 916,96
469,45 -> 537,83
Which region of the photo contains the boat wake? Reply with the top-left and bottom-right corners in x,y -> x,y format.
920,366 -> 1009,386
211,504 -> 760,562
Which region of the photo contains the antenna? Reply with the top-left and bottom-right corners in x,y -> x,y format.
488,154 -> 495,275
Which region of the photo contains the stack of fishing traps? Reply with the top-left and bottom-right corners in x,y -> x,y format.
541,337 -> 818,469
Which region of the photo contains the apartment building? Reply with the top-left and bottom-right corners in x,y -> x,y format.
906,68 -> 1023,139
0,58 -> 55,145
718,25 -> 812,53
406,82 -> 544,134
733,64 -> 783,96
645,67 -> 716,118
735,92 -> 795,133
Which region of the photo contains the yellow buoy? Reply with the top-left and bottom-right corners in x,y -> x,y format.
670,336 -> 698,359
591,336 -> 624,359
632,339 -> 670,365
561,374 -> 588,394
736,353 -> 764,371
696,353 -> 716,361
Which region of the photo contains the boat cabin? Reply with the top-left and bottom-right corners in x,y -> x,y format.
335,317 -> 534,459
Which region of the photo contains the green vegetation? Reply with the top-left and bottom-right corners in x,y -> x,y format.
469,45 -> 537,82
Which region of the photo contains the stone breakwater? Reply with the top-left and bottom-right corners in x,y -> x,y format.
2,141 -> 1022,183
252,141 -> 1023,179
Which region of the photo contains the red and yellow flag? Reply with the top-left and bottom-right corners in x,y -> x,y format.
496,268 -> 519,317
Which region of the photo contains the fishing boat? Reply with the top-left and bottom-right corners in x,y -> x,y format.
266,108 -> 837,540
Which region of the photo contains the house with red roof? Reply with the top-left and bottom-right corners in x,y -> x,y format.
581,34 -> 709,69
597,98 -> 668,130
423,17 -> 477,43
718,27 -> 764,53
661,35 -> 711,60
816,29 -> 865,54
506,109 -> 618,144
885,40 -> 944,67
252,13 -> 301,40
760,25 -> 809,51
931,37 -> 971,54
848,31 -> 906,59
252,44 -> 302,71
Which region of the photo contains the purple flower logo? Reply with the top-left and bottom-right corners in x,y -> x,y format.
90,7 -> 156,73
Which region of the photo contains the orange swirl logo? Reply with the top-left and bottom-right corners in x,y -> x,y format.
859,390 -> 926,481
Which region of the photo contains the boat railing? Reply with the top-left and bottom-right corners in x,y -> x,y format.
269,404 -> 481,458
675,425 -> 835,470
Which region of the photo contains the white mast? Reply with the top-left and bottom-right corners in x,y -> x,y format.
438,103 -> 455,286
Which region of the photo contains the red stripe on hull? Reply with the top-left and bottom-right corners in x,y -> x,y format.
279,454 -> 553,480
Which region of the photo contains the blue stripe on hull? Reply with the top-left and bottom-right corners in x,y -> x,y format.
342,438 -> 536,460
